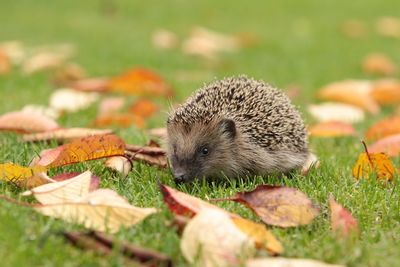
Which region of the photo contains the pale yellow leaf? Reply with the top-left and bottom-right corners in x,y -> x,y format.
246,258 -> 345,267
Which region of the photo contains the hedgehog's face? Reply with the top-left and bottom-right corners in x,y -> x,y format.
166,118 -> 237,183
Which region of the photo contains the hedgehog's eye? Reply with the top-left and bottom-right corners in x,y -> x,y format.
200,146 -> 209,156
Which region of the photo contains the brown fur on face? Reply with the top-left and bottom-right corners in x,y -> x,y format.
167,117 -> 242,182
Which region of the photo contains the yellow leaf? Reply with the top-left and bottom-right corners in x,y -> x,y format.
352,150 -> 395,180
0,162 -> 47,184
231,217 -> 283,255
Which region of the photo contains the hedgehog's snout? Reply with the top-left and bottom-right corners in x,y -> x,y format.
173,170 -> 186,184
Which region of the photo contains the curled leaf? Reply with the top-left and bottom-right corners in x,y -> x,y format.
125,144 -> 167,168
105,156 -> 132,177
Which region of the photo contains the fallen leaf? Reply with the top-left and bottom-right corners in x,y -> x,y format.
36,134 -> 126,167
182,26 -> 240,61
152,29 -> 178,50
0,163 -> 49,187
301,152 -> 320,175
342,19 -> 366,38
69,77 -> 110,92
0,41 -> 25,64
181,209 -> 255,267
231,217 -> 283,255
369,134 -> 400,157
376,17 -> 400,38
125,144 -> 167,168
35,188 -> 157,233
128,99 -> 158,118
329,195 -> 359,238
64,231 -> 172,266
52,172 -> 100,192
98,97 -> 125,116
352,142 -> 395,180
93,113 -> 145,128
246,257 -> 344,267
148,127 -> 167,140
50,88 -> 99,113
105,156 -> 132,177
52,63 -> 86,86
159,183 -> 227,218
23,128 -> 113,142
308,103 -> 365,123
317,80 -> 379,114
22,51 -> 72,74
22,171 -> 92,203
371,79 -> 400,105
308,121 -> 356,137
213,185 -> 319,227
0,110 -> 59,133
109,68 -> 173,97
365,116 -> 400,141
362,53 -> 396,76
0,49 -> 11,74
21,105 -> 60,120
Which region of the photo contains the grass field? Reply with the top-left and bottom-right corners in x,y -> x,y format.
1,1 -> 400,266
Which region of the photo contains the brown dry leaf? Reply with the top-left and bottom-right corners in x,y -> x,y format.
22,51 -> 72,74
159,183 -> 228,218
308,103 -> 365,123
181,209 -> 255,267
214,185 -> 319,227
317,80 -> 379,114
376,17 -> 400,38
231,217 -> 283,255
362,53 -> 396,76
309,121 -> 356,137
93,113 -> 145,128
52,63 -> 86,86
0,163 -> 50,188
69,77 -> 110,92
23,128 -> 113,142
98,97 -> 125,116
22,171 -> 92,203
109,68 -> 173,97
36,134 -> 126,167
128,99 -> 158,118
371,79 -> 400,105
35,188 -> 157,233
369,134 -> 400,157
0,111 -> 59,133
352,142 -> 395,180
329,195 -> 359,238
0,49 -> 11,74
50,88 -> 99,113
342,19 -> 366,38
182,26 -> 240,61
246,258 -> 344,267
125,144 -> 167,168
152,29 -> 178,50
105,156 -> 132,177
365,116 -> 400,141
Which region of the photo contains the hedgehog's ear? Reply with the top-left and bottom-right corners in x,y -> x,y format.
219,118 -> 236,139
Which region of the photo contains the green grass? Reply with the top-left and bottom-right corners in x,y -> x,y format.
1,0 -> 400,266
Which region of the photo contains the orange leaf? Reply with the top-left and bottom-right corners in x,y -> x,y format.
109,68 -> 173,97
308,121 -> 356,137
0,49 -> 11,74
329,195 -> 359,238
371,79 -> 400,105
37,134 -> 126,167
93,114 -> 145,128
352,142 -> 395,180
128,99 -> 158,118
0,111 -> 59,133
365,116 -> 400,141
317,80 -> 379,114
69,77 -> 110,92
369,134 -> 400,157
362,53 -> 396,76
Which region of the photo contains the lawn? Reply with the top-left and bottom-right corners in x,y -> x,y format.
1,0 -> 400,266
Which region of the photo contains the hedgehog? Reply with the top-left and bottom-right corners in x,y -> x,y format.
166,75 -> 309,183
